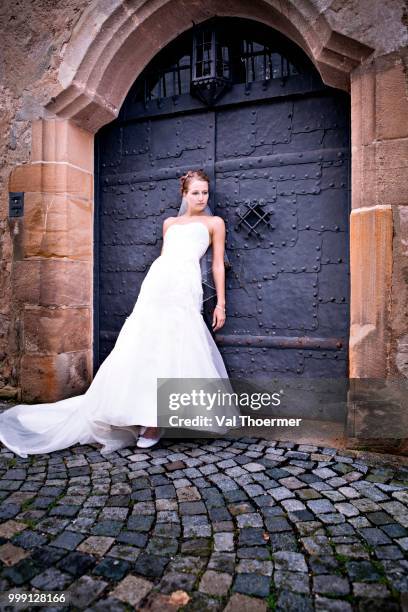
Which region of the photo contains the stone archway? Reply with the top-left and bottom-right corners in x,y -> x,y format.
47,0 -> 372,131
9,0 -> 401,402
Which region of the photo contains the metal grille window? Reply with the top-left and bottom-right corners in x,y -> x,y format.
191,25 -> 232,105
194,29 -> 213,78
216,42 -> 230,80
242,40 -> 298,82
236,199 -> 273,238
133,18 -> 305,105
145,54 -> 191,100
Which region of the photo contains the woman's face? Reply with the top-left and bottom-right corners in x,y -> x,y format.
184,179 -> 209,214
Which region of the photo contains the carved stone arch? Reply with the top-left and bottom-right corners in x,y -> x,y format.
46,0 -> 373,132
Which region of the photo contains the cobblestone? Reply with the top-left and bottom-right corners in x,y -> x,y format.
30,567 -> 72,590
0,437 -> 407,609
233,572 -> 270,597
199,569 -> 233,595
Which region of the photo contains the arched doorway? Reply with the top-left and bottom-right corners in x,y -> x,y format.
94,17 -> 350,386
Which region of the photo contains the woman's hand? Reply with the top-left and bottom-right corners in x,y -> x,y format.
212,305 -> 226,332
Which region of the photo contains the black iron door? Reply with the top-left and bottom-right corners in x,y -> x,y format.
95,19 -> 350,387
214,93 -> 349,380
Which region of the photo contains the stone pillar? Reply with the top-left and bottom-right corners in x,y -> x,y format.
9,119 -> 94,402
350,52 -> 408,377
348,52 -> 408,452
349,206 -> 393,378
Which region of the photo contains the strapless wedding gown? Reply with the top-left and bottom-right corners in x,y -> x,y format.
0,223 -> 235,458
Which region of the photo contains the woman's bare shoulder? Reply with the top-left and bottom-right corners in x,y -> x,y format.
163,216 -> 178,229
209,216 -> 226,231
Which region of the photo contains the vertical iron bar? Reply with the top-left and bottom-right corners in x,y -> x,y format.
177,60 -> 182,95
263,48 -> 266,80
211,29 -> 215,78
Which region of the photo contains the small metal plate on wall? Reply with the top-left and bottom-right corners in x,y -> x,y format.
9,192 -> 24,217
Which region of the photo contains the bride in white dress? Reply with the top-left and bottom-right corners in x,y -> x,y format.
0,170 -> 234,457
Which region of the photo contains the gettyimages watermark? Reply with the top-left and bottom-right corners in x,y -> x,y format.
165,386 -> 302,429
157,377 -> 408,440
157,377 -> 316,438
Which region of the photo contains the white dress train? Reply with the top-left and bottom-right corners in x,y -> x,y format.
0,223 -> 236,458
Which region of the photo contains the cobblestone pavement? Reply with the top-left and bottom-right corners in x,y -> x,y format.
0,437 -> 407,611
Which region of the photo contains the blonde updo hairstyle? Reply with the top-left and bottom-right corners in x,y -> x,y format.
180,169 -> 210,196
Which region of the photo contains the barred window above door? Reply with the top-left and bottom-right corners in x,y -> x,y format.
132,18 -> 307,104
242,40 -> 298,83
144,54 -> 191,101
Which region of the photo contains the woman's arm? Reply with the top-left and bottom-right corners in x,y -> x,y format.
211,217 -> 226,332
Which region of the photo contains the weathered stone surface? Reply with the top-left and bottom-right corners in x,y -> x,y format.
375,60 -> 408,141
77,536 -> 115,556
232,573 -> 270,598
236,559 -> 273,576
93,557 -> 130,581
273,551 -> 308,572
23,192 -> 92,260
199,570 -> 232,596
30,567 -> 72,590
0,521 -> 27,539
0,543 -> 29,566
223,593 -> 267,612
20,350 -> 92,402
14,259 -> 92,307
23,307 -> 91,355
31,119 -> 94,172
9,163 -> 92,198
313,574 -> 350,596
67,575 -> 107,608
349,205 -> 393,379
110,574 -> 153,607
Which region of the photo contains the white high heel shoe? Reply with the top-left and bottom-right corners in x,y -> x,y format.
137,426 -> 163,449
